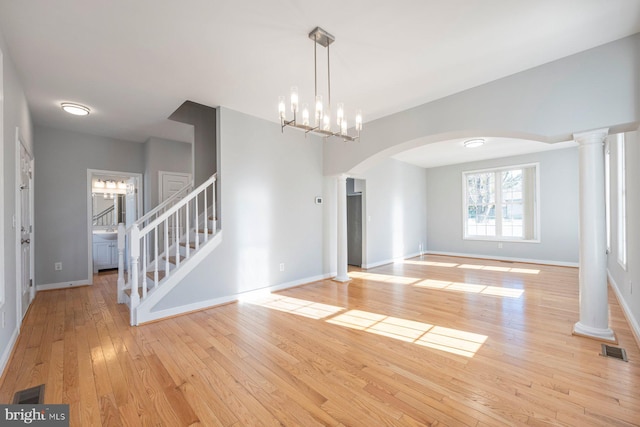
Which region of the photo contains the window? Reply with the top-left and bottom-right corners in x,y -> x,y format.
463,164 -> 539,241
616,133 -> 627,268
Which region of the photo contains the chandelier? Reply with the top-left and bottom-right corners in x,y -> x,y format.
279,27 -> 362,142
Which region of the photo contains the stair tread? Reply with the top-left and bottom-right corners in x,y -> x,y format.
198,228 -> 213,234
163,255 -> 186,264
179,241 -> 196,249
146,270 -> 167,281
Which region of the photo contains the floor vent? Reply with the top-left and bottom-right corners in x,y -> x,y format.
12,384 -> 45,404
600,344 -> 628,362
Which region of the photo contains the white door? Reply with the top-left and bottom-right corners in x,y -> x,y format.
18,142 -> 34,319
159,172 -> 191,243
159,172 -> 191,204
125,177 -> 137,227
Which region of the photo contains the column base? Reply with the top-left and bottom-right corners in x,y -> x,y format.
572,321 -> 617,344
333,275 -> 351,283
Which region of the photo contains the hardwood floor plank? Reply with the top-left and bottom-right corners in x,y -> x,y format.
1,255 -> 639,426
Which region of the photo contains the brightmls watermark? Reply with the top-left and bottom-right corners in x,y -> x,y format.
0,405 -> 69,426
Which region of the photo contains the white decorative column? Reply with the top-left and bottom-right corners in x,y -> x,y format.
334,174 -> 351,283
572,128 -> 616,343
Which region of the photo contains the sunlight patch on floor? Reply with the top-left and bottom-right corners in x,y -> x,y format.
244,294 -> 344,320
457,264 -> 540,274
348,271 -> 420,285
327,309 -> 486,357
402,260 -> 460,268
414,279 -> 524,298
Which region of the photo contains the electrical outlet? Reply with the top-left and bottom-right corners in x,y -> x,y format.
279,263 -> 285,272
630,281 -> 633,294
54,262 -> 62,271
498,243 -> 503,249
1,312 -> 5,328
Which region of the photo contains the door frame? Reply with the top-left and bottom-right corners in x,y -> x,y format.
87,169 -> 143,285
15,127 -> 34,326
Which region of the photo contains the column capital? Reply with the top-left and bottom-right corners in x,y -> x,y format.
573,128 -> 609,146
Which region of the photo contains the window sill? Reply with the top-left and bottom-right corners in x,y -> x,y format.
463,237 -> 540,244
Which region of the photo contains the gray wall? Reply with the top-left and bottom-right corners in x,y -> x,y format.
0,30 -> 34,373
360,158 -> 428,267
324,33 -> 640,176
153,107 -> 325,310
143,136 -> 192,213
425,147 -> 579,264
33,126 -> 144,285
608,129 -> 640,339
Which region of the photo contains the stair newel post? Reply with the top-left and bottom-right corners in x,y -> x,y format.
117,223 -> 126,304
129,224 -> 141,319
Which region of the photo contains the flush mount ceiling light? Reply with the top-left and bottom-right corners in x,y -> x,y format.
464,138 -> 485,148
278,27 -> 362,142
61,102 -> 90,116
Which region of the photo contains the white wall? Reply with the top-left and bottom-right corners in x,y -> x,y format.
143,136 -> 192,212
324,33 -> 639,176
425,147 -> 579,265
359,158 -> 428,267
33,126 -> 144,286
608,129 -> 640,342
152,108 -> 326,311
0,30 -> 34,376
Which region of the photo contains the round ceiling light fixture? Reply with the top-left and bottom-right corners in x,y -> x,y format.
463,138 -> 485,148
61,102 -> 91,116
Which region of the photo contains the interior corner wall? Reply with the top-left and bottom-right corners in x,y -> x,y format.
0,28 -> 34,375
607,129 -> 640,342
33,126 -> 144,286
360,157 -> 428,268
143,137 -> 192,213
425,147 -> 579,265
151,107 -> 325,311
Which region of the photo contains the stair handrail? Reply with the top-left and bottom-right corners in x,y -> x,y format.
93,205 -> 115,221
121,173 -> 217,321
133,180 -> 193,230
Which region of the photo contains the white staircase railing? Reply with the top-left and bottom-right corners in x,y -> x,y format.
117,173 -> 217,324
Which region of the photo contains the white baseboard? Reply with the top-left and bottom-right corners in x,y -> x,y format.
0,326 -> 20,381
138,272 -> 334,325
425,251 -> 579,268
608,271 -> 640,350
362,251 -> 423,269
37,279 -> 89,291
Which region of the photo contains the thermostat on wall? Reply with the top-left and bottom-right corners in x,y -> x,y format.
315,196 -> 323,205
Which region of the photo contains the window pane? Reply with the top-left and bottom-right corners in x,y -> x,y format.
501,169 -> 523,238
465,172 -> 495,237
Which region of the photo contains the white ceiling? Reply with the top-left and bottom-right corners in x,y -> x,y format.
0,1 -> 638,163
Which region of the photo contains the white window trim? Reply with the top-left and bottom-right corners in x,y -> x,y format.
462,162 -> 541,243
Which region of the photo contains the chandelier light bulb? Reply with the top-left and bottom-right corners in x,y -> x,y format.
290,86 -> 299,113
355,110 -> 363,132
336,103 -> 344,126
323,111 -> 331,131
278,96 -> 286,120
302,104 -> 310,126
315,95 -> 323,126
341,119 -> 348,136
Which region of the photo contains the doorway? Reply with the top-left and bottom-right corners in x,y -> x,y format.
347,178 -> 365,267
16,129 -> 34,323
87,169 -> 143,282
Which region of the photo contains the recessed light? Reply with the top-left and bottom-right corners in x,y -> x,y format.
464,138 -> 485,148
61,102 -> 90,116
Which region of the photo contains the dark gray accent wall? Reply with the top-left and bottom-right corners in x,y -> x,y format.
169,101 -> 216,187
143,136 -> 192,213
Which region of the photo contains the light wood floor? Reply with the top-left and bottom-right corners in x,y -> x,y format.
1,255 -> 639,426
